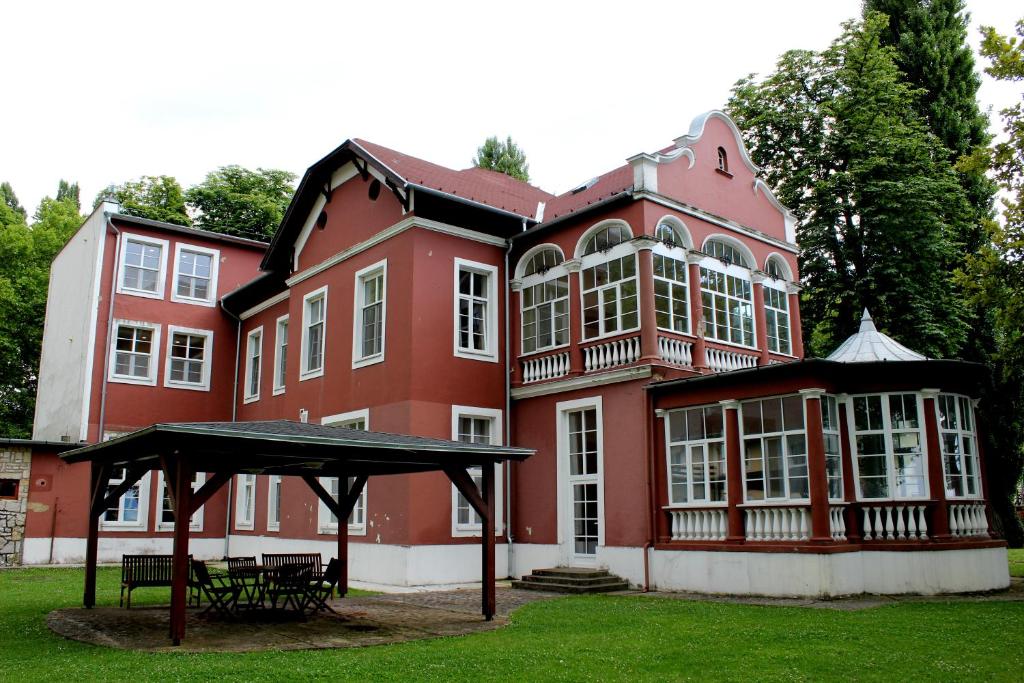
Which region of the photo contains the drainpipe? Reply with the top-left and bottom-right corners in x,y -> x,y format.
504,234 -> 515,577
220,301 -> 242,559
96,214 -> 121,441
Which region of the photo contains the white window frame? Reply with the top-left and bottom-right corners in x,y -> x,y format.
273,314 -> 288,395
170,242 -> 220,307
117,232 -> 169,300
739,394 -> 810,503
822,395 -> 844,502
352,260 -> 388,368
652,243 -> 691,336
450,405 -> 505,537
155,470 -> 206,531
243,327 -> 263,403
699,258 -> 756,349
936,393 -> 982,500
555,396 -> 605,564
99,468 -> 151,532
847,392 -> 930,502
663,404 -> 727,507
163,325 -> 214,391
301,285 -> 328,379
519,265 -> 571,357
453,258 -> 499,362
763,282 -> 791,355
234,473 -> 257,530
108,320 -> 161,386
319,409 -> 370,535
267,475 -> 282,531
580,242 -> 640,341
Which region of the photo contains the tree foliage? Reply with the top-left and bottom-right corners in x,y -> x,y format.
1,182 -> 25,220
96,175 -> 191,226
472,136 -> 530,182
184,166 -> 295,241
727,13 -> 971,359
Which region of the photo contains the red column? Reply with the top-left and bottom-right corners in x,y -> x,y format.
509,281 -> 524,386
802,390 -> 832,542
787,283 -> 804,359
564,259 -> 585,375
921,389 -> 950,539
837,396 -> 861,541
481,461 -> 496,620
634,238 -> 660,362
752,273 -> 770,366
686,254 -> 708,372
169,456 -> 194,646
721,400 -> 744,541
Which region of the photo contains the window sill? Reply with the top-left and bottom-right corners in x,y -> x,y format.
352,354 -> 385,370
655,327 -> 695,339
170,294 -> 217,308
662,503 -> 728,510
318,525 -> 368,536
454,348 -> 499,363
518,343 -> 570,360
116,286 -> 164,301
242,394 -> 260,405
299,367 -> 325,381
581,326 -> 642,345
99,523 -> 148,532
272,386 -> 286,396
164,381 -> 211,392
737,501 -> 811,508
704,338 -> 760,353
266,524 -> 280,533
715,168 -> 734,179
234,522 -> 255,531
108,374 -> 158,387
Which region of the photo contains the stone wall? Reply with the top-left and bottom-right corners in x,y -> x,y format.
0,446 -> 31,566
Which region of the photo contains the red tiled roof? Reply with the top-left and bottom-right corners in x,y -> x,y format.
540,164 -> 634,223
353,139 -> 555,220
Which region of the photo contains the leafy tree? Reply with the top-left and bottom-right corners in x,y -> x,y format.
727,13 -> 971,359
472,136 -> 530,182
1,182 -> 25,220
96,175 -> 191,226
56,180 -> 80,212
185,166 -> 295,241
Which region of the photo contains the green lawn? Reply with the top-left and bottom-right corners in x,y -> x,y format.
1010,549 -> 1024,577
2,567 -> 1023,682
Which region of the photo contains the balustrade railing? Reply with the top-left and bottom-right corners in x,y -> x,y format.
829,506 -> 848,541
583,335 -> 640,372
949,503 -> 988,538
658,336 -> 693,368
706,347 -> 759,373
744,506 -> 809,541
860,504 -> 929,541
521,351 -> 570,384
667,507 -> 727,541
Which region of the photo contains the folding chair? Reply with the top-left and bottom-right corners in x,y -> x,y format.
266,563 -> 312,612
302,557 -> 342,615
226,556 -> 262,608
190,559 -> 242,617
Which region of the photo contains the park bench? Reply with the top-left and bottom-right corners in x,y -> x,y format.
261,552 -> 324,581
120,554 -> 193,608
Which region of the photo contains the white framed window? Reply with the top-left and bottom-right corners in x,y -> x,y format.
700,263 -> 754,347
653,252 -> 690,335
117,233 -> 169,299
741,395 -> 809,501
764,284 -> 791,355
556,396 -> 605,560
273,315 -> 288,395
581,248 -> 639,340
937,394 -> 981,499
155,470 -> 205,531
100,466 -> 150,531
521,274 -> 569,355
665,405 -> 726,505
454,258 -> 499,362
108,320 -> 161,386
301,286 -> 328,378
234,473 -> 257,530
243,327 -> 262,403
319,409 -> 370,535
163,326 -> 213,391
170,243 -> 219,306
267,475 -> 282,531
353,261 -> 387,368
450,406 -> 504,537
849,393 -> 928,501
822,395 -> 844,501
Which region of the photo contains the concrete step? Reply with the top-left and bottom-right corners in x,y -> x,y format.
512,567 -> 630,594
512,577 -> 630,594
518,572 -> 623,587
531,567 -> 611,579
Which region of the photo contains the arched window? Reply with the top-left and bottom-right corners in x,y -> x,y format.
579,222 -> 638,339
655,222 -> 683,246
704,238 -> 751,268
717,147 -> 729,173
699,238 -> 755,347
523,247 -> 564,277
764,255 -> 791,281
582,223 -> 631,255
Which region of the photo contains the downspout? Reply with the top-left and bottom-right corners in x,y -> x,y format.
220,300 -> 242,559
96,214 -> 121,441
504,233 -> 516,577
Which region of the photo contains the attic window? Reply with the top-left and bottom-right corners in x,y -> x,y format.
717,147 -> 729,174
570,177 -> 599,195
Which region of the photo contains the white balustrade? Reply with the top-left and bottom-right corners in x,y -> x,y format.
860,504 -> 929,541
583,336 -> 641,372
658,336 -> 693,368
706,347 -> 759,373
949,503 -> 988,538
744,506 -> 809,541
829,506 -> 847,541
521,352 -> 570,383
669,508 -> 728,541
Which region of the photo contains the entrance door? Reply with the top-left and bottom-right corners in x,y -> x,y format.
566,407 -> 600,565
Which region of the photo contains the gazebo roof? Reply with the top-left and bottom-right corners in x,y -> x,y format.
62,420 -> 533,476
826,309 -> 927,363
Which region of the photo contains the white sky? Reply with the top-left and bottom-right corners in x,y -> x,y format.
2,1 -> 1019,215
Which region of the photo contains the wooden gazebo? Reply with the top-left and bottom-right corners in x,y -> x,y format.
61,420 -> 534,645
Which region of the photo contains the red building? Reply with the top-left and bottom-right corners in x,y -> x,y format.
12,111 -> 1008,595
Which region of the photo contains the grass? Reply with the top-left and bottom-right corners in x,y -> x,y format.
1010,549 -> 1024,578
1,566 -> 1022,682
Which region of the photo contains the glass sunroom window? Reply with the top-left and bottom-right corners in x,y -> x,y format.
851,393 -> 926,500
666,406 -> 726,505
742,395 -> 808,501
653,254 -> 689,334
937,394 -> 980,498
700,267 -> 754,346
764,285 -> 791,354
582,254 -> 637,339
821,395 -> 843,500
522,277 -> 569,353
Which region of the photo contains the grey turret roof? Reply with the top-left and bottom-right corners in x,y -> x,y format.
826,309 -> 927,363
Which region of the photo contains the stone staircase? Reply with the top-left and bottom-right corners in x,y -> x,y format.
512,567 -> 630,594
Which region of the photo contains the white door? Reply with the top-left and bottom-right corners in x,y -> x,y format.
565,407 -> 600,565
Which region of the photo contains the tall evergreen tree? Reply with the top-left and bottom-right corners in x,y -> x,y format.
472,136 -> 530,182
727,13 -> 972,359
185,166 -> 295,241
0,182 -> 25,220
96,175 -> 191,226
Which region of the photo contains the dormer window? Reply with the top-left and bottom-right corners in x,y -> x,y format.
717,147 -> 729,174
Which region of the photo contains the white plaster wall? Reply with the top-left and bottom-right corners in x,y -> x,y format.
33,203 -> 113,442
596,545 -> 646,588
509,543 -> 560,579
22,536 -> 224,565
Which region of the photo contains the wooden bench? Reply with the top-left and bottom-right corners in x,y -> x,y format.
120,554 -> 193,608
262,553 -> 324,581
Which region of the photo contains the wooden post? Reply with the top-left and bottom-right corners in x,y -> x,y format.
801,389 -> 832,542
634,238 -> 660,362
83,461 -> 108,608
338,476 -> 350,597
481,462 -> 496,620
720,400 -> 744,541
921,389 -> 950,539
686,253 -> 707,372
169,455 -> 193,646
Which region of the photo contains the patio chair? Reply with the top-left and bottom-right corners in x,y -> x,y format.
302,557 -> 342,615
226,556 -> 262,608
266,563 -> 312,612
190,559 -> 242,617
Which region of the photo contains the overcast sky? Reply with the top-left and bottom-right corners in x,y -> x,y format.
2,1 -> 1019,215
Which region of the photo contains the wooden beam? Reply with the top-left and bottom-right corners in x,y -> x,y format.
481,463 -> 496,621
339,475 -> 367,519
159,455 -> 176,518
83,461 -> 110,608
169,456 -> 193,646
98,467 -> 148,515
302,475 -> 343,519
444,465 -> 485,518
189,471 -> 232,516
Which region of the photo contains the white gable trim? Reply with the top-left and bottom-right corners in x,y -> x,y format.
292,162 -> 362,270
239,291 -> 290,321
673,110 -> 760,175
754,179 -> 797,244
